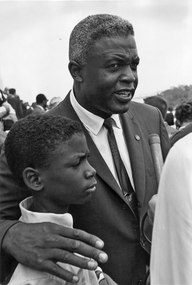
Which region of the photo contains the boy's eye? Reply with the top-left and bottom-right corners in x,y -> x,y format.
72,160 -> 81,168
72,153 -> 89,168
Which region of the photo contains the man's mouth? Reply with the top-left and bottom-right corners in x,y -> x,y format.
114,89 -> 134,101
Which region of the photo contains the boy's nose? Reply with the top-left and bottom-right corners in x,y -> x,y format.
86,162 -> 96,177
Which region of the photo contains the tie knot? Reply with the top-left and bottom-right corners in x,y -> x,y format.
103,117 -> 114,131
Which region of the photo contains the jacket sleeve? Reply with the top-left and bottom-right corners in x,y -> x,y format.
0,148 -> 29,282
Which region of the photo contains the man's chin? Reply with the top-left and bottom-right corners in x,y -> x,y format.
113,101 -> 131,114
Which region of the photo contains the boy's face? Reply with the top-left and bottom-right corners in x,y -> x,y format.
37,133 -> 97,213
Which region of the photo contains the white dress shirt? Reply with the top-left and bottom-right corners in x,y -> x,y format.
70,90 -> 134,189
150,133 -> 192,285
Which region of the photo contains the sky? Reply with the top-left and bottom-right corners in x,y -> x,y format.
0,0 -> 192,104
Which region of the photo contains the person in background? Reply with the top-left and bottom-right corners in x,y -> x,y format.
21,101 -> 33,117
150,131 -> 192,285
0,90 -> 9,151
144,95 -> 177,138
5,115 -> 116,285
0,89 -> 17,133
175,101 -> 192,130
165,106 -> 174,126
171,101 -> 192,146
0,14 -> 170,285
49,96 -> 62,109
6,88 -> 24,119
31,94 -> 48,115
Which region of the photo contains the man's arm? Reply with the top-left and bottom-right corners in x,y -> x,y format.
0,150 -> 108,283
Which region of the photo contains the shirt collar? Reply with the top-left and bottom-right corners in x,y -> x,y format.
70,90 -> 121,134
36,104 -> 44,111
19,197 -> 73,228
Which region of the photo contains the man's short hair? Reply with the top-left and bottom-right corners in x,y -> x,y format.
69,14 -> 134,65
36,94 -> 48,104
144,96 -> 168,119
175,101 -> 192,125
9,88 -> 16,95
5,115 -> 83,186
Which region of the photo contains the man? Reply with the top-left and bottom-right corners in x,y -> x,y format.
0,14 -> 170,285
6,88 -> 24,119
165,106 -> 174,126
171,101 -> 192,146
31,93 -> 48,115
144,95 -> 177,138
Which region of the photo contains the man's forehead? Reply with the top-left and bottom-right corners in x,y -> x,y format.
91,35 -> 137,52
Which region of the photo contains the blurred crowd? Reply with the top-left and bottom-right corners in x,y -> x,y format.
144,95 -> 192,142
0,87 -> 62,151
1,88 -> 192,154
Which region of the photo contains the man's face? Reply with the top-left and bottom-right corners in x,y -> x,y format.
77,35 -> 139,118
37,133 -> 97,213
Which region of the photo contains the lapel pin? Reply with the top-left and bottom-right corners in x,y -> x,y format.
135,134 -> 140,141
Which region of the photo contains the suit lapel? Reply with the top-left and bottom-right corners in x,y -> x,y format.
83,130 -> 125,200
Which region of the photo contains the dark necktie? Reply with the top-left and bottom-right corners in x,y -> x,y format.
104,117 -> 138,219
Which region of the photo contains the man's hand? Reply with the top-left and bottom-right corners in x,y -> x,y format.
148,194 -> 157,225
2,222 -> 108,283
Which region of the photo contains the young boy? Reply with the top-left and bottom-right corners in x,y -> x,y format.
4,115 -> 116,285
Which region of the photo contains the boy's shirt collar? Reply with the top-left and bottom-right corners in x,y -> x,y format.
19,197 -> 73,228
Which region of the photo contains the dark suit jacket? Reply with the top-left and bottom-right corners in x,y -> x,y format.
0,92 -> 170,284
171,122 -> 192,146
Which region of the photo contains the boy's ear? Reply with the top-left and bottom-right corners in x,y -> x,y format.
23,167 -> 44,192
68,61 -> 83,82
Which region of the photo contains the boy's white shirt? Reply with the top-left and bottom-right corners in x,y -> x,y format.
7,197 -> 102,285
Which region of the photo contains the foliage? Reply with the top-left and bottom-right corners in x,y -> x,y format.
146,85 -> 192,109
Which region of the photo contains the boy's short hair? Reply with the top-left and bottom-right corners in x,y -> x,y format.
69,14 -> 134,65
5,115 -> 83,186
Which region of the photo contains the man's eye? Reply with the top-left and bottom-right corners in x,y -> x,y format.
131,57 -> 140,70
108,63 -> 120,71
130,63 -> 138,71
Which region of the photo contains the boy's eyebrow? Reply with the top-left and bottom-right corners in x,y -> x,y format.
72,150 -> 90,158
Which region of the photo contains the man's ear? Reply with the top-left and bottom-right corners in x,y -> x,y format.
23,167 -> 44,192
68,61 -> 83,82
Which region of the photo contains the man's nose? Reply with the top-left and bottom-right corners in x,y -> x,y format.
119,65 -> 136,83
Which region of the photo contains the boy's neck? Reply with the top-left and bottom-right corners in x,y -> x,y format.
30,196 -> 69,214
